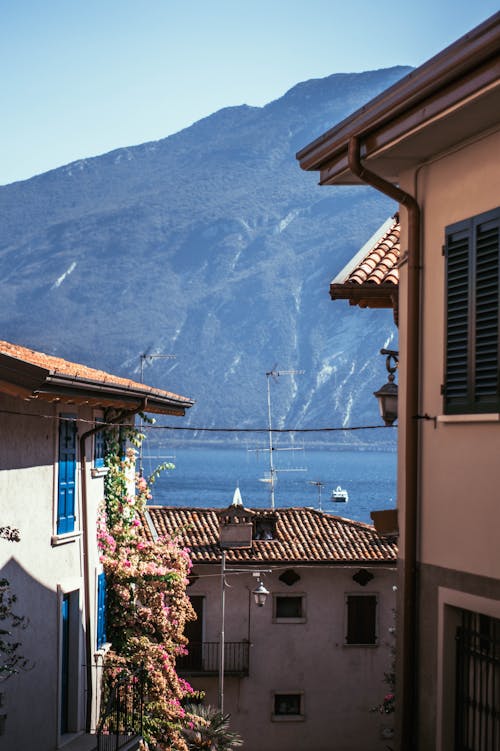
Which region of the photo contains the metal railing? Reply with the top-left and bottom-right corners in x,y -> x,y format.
455,611 -> 500,751
177,641 -> 249,676
97,666 -> 144,751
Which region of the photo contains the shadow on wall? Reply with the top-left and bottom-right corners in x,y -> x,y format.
0,557 -> 75,746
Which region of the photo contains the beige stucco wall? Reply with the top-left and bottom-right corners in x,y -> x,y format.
0,395 -> 108,750
398,129 -> 500,580
395,127 -> 500,751
185,561 -> 396,751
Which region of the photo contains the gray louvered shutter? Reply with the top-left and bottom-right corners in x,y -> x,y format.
444,208 -> 500,414
474,216 -> 499,406
445,221 -> 470,411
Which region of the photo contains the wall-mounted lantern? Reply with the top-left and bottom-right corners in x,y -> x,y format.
374,348 -> 399,426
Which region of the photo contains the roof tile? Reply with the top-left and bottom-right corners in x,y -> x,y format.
143,506 -> 397,565
0,339 -> 192,404
340,215 -> 400,287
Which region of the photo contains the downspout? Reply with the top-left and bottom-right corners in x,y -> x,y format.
79,399 -> 147,730
348,136 -> 420,750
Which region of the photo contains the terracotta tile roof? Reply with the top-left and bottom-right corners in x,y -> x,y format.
0,339 -> 193,414
143,506 -> 397,565
330,215 -> 400,318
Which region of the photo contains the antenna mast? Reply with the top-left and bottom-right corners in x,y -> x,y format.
139,353 -> 176,475
265,368 -> 304,509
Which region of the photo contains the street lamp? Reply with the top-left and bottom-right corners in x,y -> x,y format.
252,578 -> 270,607
218,552 -> 270,713
374,349 -> 399,426
218,498 -> 270,714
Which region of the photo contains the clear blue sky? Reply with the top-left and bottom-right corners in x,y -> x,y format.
1,1 -> 497,186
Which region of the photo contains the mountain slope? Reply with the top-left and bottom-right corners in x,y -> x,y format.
0,67 -> 410,443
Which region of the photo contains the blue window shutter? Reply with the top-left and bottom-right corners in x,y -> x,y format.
97,572 -> 107,648
57,416 -> 77,534
61,594 -> 70,733
94,419 -> 105,468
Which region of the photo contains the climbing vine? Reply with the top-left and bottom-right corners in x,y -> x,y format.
98,423 -> 200,749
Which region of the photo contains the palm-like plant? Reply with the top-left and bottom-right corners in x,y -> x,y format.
182,703 -> 243,750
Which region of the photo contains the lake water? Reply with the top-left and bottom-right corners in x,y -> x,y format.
145,445 -> 397,525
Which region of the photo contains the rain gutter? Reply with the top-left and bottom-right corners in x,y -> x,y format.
79,400 -> 147,730
348,135 -> 420,750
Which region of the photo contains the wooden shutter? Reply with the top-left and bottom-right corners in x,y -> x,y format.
94,418 -> 105,468
346,594 -> 377,645
445,222 -> 471,410
97,572 -> 107,648
474,216 -> 499,406
57,416 -> 77,534
444,208 -> 500,414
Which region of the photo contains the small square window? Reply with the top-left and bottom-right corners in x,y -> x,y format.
274,595 -> 305,622
254,517 -> 277,540
272,693 -> 304,721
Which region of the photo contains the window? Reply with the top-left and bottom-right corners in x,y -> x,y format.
57,415 -> 77,535
444,207 -> 500,414
272,693 -> 304,721
60,590 -> 79,734
455,609 -> 500,749
345,594 -> 377,645
274,595 -> 305,622
254,517 -> 277,540
96,572 -> 107,649
93,418 -> 105,469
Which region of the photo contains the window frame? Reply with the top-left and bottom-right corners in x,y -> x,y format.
271,692 -> 305,722
344,593 -> 378,646
273,594 -> 306,624
56,414 -> 78,536
444,207 -> 500,415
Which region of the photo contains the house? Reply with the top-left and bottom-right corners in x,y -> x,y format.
142,501 -> 397,751
0,339 -> 193,751
297,12 -> 500,751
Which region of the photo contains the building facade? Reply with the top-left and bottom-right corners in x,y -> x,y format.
297,12 -> 500,751
0,340 -> 192,751
144,503 -> 397,751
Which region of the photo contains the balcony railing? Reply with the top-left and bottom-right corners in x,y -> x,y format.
97,666 -> 144,751
177,641 -> 249,676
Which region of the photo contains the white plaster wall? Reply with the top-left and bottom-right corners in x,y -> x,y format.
186,562 -> 396,751
0,395 -> 108,750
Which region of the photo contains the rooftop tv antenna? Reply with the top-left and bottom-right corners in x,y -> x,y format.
138,353 -> 176,476
309,480 -> 326,511
250,368 -> 306,509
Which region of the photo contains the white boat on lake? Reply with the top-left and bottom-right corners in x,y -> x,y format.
330,485 -> 349,503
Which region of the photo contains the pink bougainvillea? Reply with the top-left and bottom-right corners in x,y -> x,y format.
98,425 -> 200,750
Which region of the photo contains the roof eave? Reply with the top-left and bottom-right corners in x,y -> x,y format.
0,355 -> 194,415
330,283 -> 397,308
296,13 -> 500,181
38,375 -> 192,415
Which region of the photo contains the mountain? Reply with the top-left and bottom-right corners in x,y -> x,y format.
0,67 -> 410,446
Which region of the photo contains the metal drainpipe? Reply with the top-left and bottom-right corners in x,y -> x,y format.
79,399 -> 147,730
348,136 -> 420,750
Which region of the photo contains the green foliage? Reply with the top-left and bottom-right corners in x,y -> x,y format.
181,704 -> 244,751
